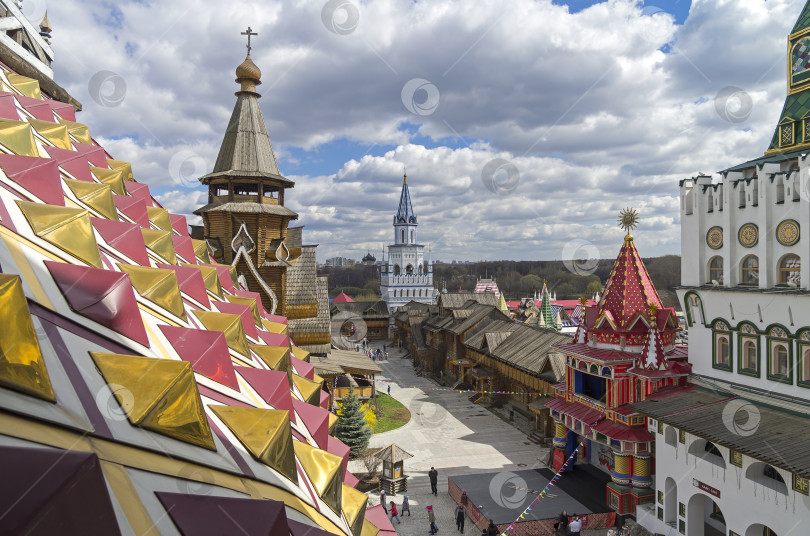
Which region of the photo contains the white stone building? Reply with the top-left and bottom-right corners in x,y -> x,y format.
633,4 -> 810,535
380,174 -> 437,310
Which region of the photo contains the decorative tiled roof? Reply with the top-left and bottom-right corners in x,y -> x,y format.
0,57 -> 370,536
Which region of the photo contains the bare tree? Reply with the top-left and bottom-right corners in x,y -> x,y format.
363,450 -> 382,479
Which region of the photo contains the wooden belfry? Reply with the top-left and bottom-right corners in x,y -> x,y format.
373,444 -> 413,495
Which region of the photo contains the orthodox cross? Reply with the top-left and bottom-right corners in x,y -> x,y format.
241,27 -> 257,54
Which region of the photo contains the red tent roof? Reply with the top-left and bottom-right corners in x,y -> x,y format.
595,236 -> 663,332
332,292 -> 354,303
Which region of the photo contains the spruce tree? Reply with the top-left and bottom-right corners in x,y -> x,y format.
335,388 -> 372,458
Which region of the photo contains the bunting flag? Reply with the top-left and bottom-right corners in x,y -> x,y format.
498,438 -> 588,536
344,374 -> 554,397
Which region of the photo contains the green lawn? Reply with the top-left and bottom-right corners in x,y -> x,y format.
369,393 -> 410,434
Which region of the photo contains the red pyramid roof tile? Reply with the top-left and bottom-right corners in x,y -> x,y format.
291,356 -> 315,380
72,142 -> 109,166
155,493 -> 289,536
0,92 -> 19,120
159,325 -> 238,390
113,194 -> 149,228
124,181 -> 151,203
44,146 -> 93,182
44,261 -> 149,347
292,399 -> 329,448
157,263 -> 210,307
235,367 -> 294,420
92,217 -> 150,266
169,213 -> 189,236
215,301 -> 258,340
17,94 -> 56,121
0,154 -> 64,206
327,435 -> 351,478
172,233 -> 195,263
259,331 -> 290,347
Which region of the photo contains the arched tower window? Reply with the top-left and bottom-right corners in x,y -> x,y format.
406,264 -> 414,275
393,264 -> 400,275
779,254 -> 800,285
708,256 -> 723,284
741,255 -> 759,285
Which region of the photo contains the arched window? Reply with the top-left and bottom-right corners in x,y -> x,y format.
708,256 -> 723,283
741,255 -> 759,285
406,264 -> 414,275
418,264 -> 423,274
716,335 -> 730,366
742,339 -> 757,371
393,264 -> 401,275
778,254 -> 800,285
772,344 -> 789,377
802,346 -> 810,383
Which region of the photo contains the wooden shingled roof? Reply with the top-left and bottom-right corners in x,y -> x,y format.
372,444 -> 414,463
438,291 -> 498,310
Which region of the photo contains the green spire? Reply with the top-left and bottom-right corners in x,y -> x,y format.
766,1 -> 810,155
539,280 -> 559,332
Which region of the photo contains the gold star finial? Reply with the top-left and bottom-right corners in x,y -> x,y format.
579,296 -> 587,306
618,207 -> 639,236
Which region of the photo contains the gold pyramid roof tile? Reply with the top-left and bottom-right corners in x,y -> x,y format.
16,201 -> 102,268
141,229 -> 177,264
0,274 -> 55,402
117,264 -> 186,320
146,206 -> 172,232
342,484 -> 368,536
90,351 -> 216,450
192,310 -> 250,357
209,405 -> 297,483
7,73 -> 42,99
62,178 -> 117,220
90,166 -> 127,196
293,441 -> 343,514
28,118 -> 71,150
0,119 -> 38,156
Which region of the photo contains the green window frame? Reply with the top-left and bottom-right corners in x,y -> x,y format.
767,337 -> 793,384
798,342 -> 810,388
738,334 -> 760,377
713,331 -> 733,372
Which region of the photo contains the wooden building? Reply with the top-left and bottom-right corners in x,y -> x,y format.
193,52 -> 329,353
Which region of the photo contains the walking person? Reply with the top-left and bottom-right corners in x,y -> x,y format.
427,506 -> 438,535
387,384 -> 391,396
389,501 -> 400,525
380,489 -> 387,515
401,495 -> 410,516
455,503 -> 465,532
555,510 -> 568,534
429,467 -> 438,496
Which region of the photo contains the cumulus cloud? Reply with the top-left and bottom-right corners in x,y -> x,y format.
42,0 -> 806,261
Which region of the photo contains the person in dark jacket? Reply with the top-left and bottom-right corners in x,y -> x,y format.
429,467 -> 438,495
486,519 -> 499,536
455,503 -> 465,532
555,510 -> 568,534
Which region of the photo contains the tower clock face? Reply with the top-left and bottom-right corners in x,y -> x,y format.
792,36 -> 810,88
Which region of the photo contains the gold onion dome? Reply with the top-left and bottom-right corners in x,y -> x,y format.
236,54 -> 261,80
235,54 -> 261,94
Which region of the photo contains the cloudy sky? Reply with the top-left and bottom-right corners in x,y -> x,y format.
37,0 -> 804,261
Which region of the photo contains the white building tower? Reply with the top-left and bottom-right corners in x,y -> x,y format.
380,173 -> 436,310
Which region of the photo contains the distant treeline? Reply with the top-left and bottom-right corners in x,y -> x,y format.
319,255 -> 682,309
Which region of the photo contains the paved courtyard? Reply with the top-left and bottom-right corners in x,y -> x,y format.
348,341 -> 621,536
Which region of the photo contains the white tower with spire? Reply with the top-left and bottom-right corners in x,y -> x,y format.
380,173 -> 436,310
